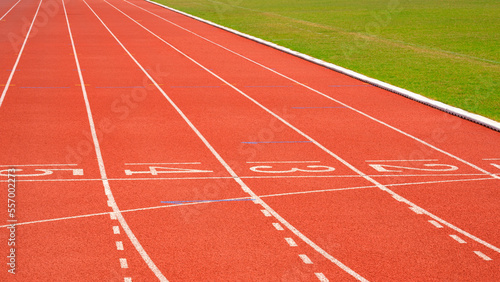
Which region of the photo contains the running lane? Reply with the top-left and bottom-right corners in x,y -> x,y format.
0,0 -> 129,280
65,0 -> 362,280
75,0 -> 500,280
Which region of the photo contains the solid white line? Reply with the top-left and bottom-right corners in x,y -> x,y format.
449,234 -> 467,244
102,1 -> 368,281
299,254 -> 313,264
63,1 -> 167,281
119,0 -> 500,256
116,241 -> 124,250
124,162 -> 201,165
247,161 -> 321,164
142,0 -> 500,132
474,251 -> 492,261
285,237 -> 298,247
483,158 -> 500,161
0,0 -> 42,109
272,223 -> 284,231
1,173 -> 492,182
365,159 -> 439,163
2,174 -> 494,229
120,258 -> 129,268
113,226 -> 120,234
315,273 -> 329,282
428,220 -> 444,228
0,0 -> 22,21
0,164 -> 77,167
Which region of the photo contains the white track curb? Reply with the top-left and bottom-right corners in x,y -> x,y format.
145,0 -> 500,132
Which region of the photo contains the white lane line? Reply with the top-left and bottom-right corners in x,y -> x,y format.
1,173 -> 492,182
101,2 -> 368,281
124,162 -> 201,165
110,212 -> 117,220
409,206 -> 424,215
365,159 -> 439,163
261,210 -> 272,217
474,251 -> 492,261
428,220 -> 443,228
124,278 -> 132,282
247,161 -> 321,164
113,226 -> 120,234
272,223 -> 284,231
64,1 -> 168,281
299,254 -> 313,264
483,158 -> 500,161
285,237 -> 298,247
0,0 -> 43,109
120,258 -> 129,268
117,0 -> 500,256
0,164 -> 77,167
449,234 -> 467,244
0,0 -> 22,21
116,241 -> 124,251
392,195 -> 405,202
2,176 -> 496,229
315,273 -> 329,282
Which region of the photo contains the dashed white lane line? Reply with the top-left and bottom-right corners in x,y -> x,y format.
116,241 -> 124,251
299,254 -> 313,264
120,258 -> 129,269
124,278 -> 132,282
113,226 -> 121,234
261,209 -> 272,217
285,237 -> 298,247
409,206 -> 424,214
315,272 -> 329,281
110,212 -> 117,220
428,220 -> 444,228
474,251 -> 492,261
450,235 -> 467,244
272,223 -> 284,231
392,195 -> 405,202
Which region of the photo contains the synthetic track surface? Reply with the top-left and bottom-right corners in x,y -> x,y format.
0,0 -> 499,281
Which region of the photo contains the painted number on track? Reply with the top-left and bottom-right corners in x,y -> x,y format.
369,164 -> 459,173
0,168 -> 84,177
249,165 -> 335,174
125,166 -> 213,176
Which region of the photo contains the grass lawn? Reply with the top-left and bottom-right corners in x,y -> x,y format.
151,0 -> 499,121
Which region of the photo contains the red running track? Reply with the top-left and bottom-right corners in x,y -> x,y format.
0,0 -> 499,281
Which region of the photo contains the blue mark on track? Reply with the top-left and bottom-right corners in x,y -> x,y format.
170,86 -> 220,88
244,85 -> 293,88
95,86 -> 145,89
292,106 -> 347,109
162,198 -> 254,204
241,141 -> 312,144
19,86 -> 70,89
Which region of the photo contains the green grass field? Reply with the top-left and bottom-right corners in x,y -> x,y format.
152,0 -> 499,121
